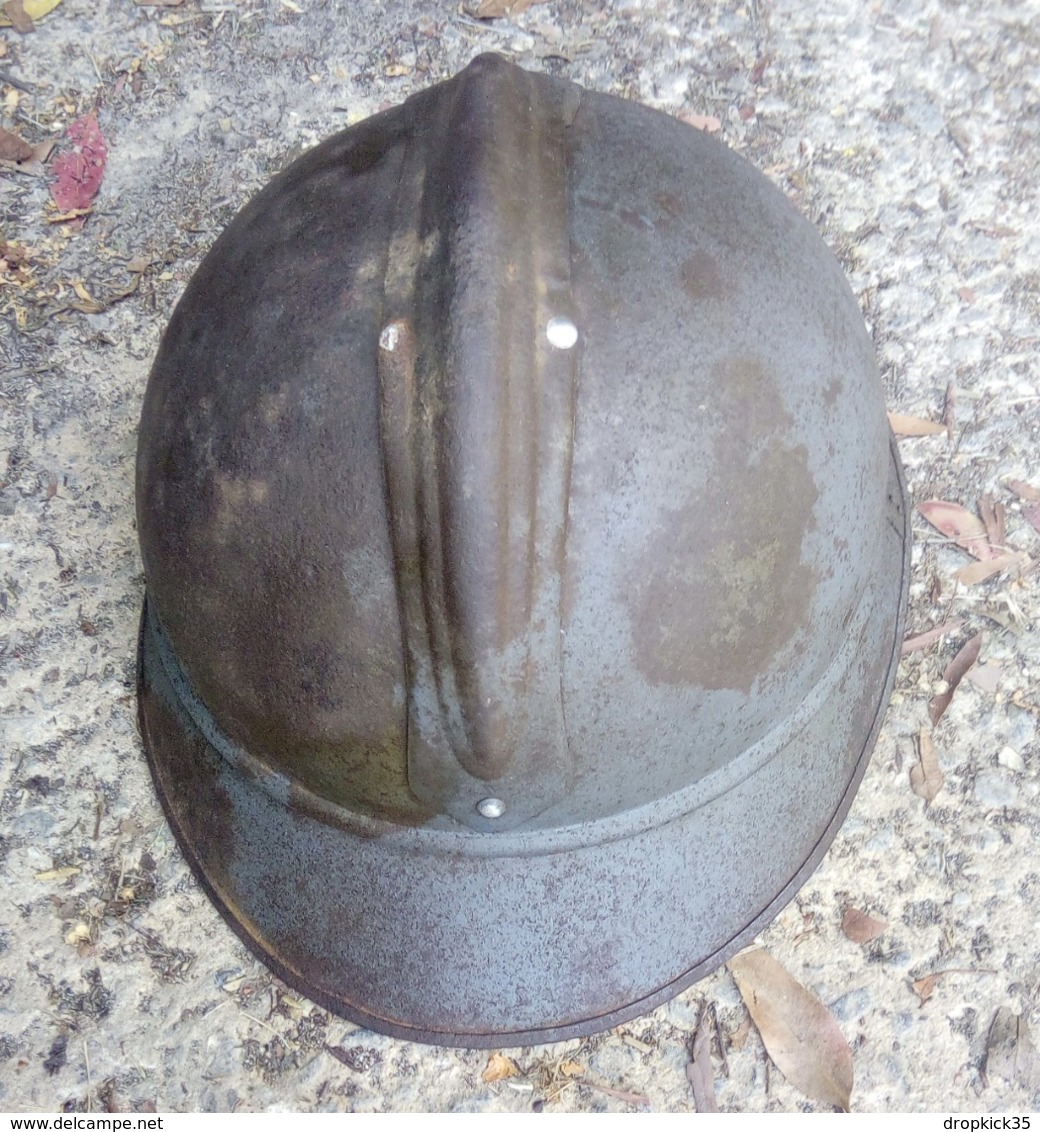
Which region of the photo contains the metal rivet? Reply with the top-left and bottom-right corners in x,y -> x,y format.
546,316 -> 578,350
476,797 -> 506,819
379,324 -> 400,352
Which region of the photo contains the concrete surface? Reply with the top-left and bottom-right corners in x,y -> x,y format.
1,0 -> 1039,1113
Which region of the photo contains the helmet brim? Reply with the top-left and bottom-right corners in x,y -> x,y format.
136,440 -> 909,1048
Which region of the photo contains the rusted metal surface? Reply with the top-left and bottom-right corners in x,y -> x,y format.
136,53 -> 910,1046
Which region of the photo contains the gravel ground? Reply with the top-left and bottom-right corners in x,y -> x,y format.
1,0 -> 1039,1113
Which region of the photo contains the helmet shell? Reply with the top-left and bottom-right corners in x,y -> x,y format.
136,53 -> 909,1045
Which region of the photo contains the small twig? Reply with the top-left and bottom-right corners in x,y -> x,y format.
84,1039 -> 92,1113
578,1079 -> 650,1108
901,618 -> 965,656
711,1003 -> 729,1077
0,68 -> 34,94
240,1011 -> 288,1047
943,380 -> 956,443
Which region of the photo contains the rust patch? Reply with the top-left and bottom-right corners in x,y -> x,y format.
655,190 -> 683,217
628,357 -> 819,692
680,249 -> 726,303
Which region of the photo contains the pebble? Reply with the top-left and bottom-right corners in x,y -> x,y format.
997,746 -> 1025,772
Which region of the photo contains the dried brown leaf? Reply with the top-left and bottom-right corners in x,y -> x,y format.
901,618 -> 964,656
2,0 -> 33,32
1023,504 -> 1040,537
558,1060 -> 584,1078
677,110 -> 722,132
928,632 -> 983,725
887,412 -> 945,437
473,0 -> 545,17
955,553 -> 1029,586
686,1004 -> 719,1113
0,124 -> 33,162
986,1009 -> 1040,1089
943,382 -> 956,441
918,500 -> 999,560
912,973 -> 941,1004
728,948 -> 853,1111
967,222 -> 1018,238
910,728 -> 942,804
750,54 -> 772,84
728,1016 -> 752,1051
1007,479 -> 1040,503
978,495 -> 1007,552
482,1052 -> 520,1083
841,908 -> 888,944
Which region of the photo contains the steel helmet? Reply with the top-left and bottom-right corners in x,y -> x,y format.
136,53 -> 909,1046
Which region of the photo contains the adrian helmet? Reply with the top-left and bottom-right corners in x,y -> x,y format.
136,53 -> 909,1046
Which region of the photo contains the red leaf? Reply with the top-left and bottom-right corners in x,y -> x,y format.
50,113 -> 108,212
0,125 -> 33,162
917,500 -> 1000,561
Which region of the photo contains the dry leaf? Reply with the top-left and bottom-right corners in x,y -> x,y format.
750,54 -> 772,84
35,865 -> 81,881
910,728 -> 943,804
978,495 -> 1007,551
558,1060 -> 584,1078
72,279 -> 96,305
728,1016 -> 752,1051
474,0 -> 545,16
1023,504 -> 1040,537
47,207 -> 92,224
928,632 -> 983,725
841,908 -> 888,944
918,500 -> 1000,560
887,412 -> 945,437
986,1009 -> 1040,1090
678,110 -> 722,132
2,0 -> 33,31
912,973 -> 942,1004
955,553 -> 1030,586
901,618 -> 964,656
1007,479 -> 1040,503
482,1052 -> 520,1083
728,948 -> 853,1111
686,1004 -> 719,1112
0,0 -> 61,25
968,222 -> 1018,238
50,112 -> 108,212
0,124 -> 33,162
943,381 -> 956,441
